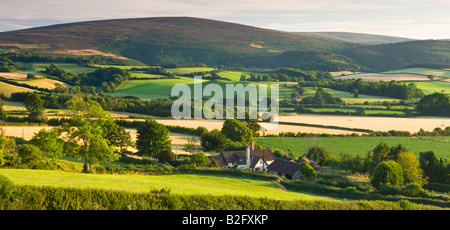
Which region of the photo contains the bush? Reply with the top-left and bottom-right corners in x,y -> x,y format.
403,183 -> 428,197
299,162 -> 317,178
399,199 -> 414,210
0,175 -> 15,209
370,160 -> 404,189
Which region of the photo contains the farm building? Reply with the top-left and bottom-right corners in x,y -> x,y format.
267,159 -> 303,180
208,141 -> 275,171
267,158 -> 318,180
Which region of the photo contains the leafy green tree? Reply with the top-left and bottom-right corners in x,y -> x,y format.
299,162 -> 317,179
25,93 -> 47,122
200,129 -> 229,153
397,151 -> 427,186
370,160 -> 404,189
136,120 -> 171,158
0,99 -> 7,119
189,153 -> 210,167
30,128 -> 65,165
221,119 -> 253,144
17,144 -> 49,169
307,146 -> 331,165
61,98 -> 119,172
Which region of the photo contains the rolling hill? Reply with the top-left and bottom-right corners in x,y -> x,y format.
0,17 -> 351,67
293,32 -> 415,44
1,17 -> 450,71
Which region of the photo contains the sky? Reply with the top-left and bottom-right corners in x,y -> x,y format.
1,0 -> 450,39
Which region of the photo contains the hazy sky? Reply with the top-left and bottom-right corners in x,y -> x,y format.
1,0 -> 450,39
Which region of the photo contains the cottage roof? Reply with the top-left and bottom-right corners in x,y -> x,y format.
267,159 -> 301,175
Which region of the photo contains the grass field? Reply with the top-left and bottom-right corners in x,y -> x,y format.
255,136 -> 450,159
299,87 -> 397,104
404,81 -> 450,95
0,169 -> 339,201
334,73 -> 433,82
383,68 -> 450,78
0,81 -> 36,97
20,62 -> 98,74
14,78 -> 71,90
165,67 -> 215,75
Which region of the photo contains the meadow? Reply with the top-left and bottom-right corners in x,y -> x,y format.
404,81 -> 450,95
0,169 -> 339,202
383,68 -> 450,78
20,62 -> 98,74
0,81 -> 36,97
255,136 -> 450,159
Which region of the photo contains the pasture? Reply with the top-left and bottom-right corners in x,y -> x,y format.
0,169 -> 339,201
334,73 -> 433,82
255,136 -> 450,159
383,68 -> 450,78
0,81 -> 36,97
20,62 -> 98,74
14,78 -> 71,90
300,87 -> 398,104
404,81 -> 450,95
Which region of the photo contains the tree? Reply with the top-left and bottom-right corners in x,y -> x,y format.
136,120 -> 171,158
307,146 -> 331,165
369,142 -> 391,164
26,73 -> 37,79
183,137 -> 198,154
189,153 -> 210,167
299,162 -> 317,179
396,151 -> 427,186
370,160 -> 404,189
200,129 -> 229,153
61,98 -> 119,172
17,144 -> 49,169
221,119 -> 253,144
25,93 -> 47,122
0,99 -> 7,119
30,128 -> 65,166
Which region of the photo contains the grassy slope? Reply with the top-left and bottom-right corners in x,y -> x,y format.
404,81 -> 450,95
255,136 -> 450,159
383,68 -> 450,78
0,81 -> 36,97
0,169 -> 339,202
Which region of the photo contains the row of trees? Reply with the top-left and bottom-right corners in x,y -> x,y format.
309,78 -> 425,99
302,142 -> 448,189
0,98 -> 133,172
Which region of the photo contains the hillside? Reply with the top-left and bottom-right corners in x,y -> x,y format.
1,17 -> 450,71
293,32 -> 415,44
0,17 -> 351,66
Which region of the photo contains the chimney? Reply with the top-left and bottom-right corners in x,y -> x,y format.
250,141 -> 255,150
246,146 -> 251,167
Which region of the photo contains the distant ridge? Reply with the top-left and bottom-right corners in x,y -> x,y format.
0,17 -> 351,66
293,31 -> 416,44
0,17 -> 450,71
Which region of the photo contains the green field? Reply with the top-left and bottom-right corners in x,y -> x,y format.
113,76 -> 295,100
255,136 -> 450,159
300,87 -> 398,104
0,169 -> 339,202
0,81 -> 36,97
165,67 -> 215,75
405,81 -> 450,95
20,62 -> 98,74
384,68 -> 450,78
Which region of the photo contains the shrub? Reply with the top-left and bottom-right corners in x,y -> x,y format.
403,183 -> 428,197
370,160 -> 404,189
399,199 -> 414,210
0,175 -> 15,209
300,162 -> 317,178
